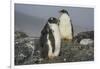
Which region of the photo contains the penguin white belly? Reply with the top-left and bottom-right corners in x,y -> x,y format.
59,21 -> 72,39
59,14 -> 72,40
49,24 -> 61,57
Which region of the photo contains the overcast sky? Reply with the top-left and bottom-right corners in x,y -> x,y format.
15,4 -> 94,37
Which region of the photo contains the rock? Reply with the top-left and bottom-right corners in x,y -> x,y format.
15,31 -> 94,65
73,31 -> 94,43
15,31 -> 28,39
25,41 -> 35,54
15,43 -> 33,65
15,31 -> 38,65
80,39 -> 94,45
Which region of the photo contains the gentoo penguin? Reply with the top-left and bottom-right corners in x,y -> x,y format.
40,17 -> 61,59
58,9 -> 73,42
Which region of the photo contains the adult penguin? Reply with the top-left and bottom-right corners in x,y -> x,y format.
40,17 -> 61,59
58,9 -> 74,42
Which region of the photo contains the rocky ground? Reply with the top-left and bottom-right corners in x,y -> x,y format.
15,31 -> 94,65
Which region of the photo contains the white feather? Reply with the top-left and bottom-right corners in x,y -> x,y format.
59,13 -> 73,40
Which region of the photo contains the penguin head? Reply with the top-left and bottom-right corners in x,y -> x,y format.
48,17 -> 59,24
59,9 -> 69,15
